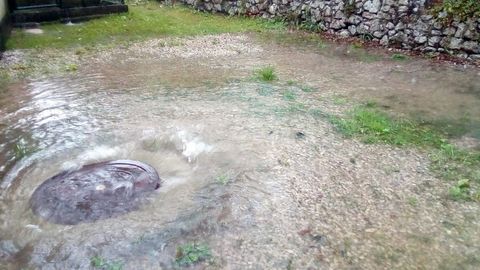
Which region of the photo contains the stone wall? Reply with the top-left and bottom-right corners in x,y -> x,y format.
178,0 -> 480,60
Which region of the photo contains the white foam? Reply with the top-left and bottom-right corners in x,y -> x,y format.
175,130 -> 212,162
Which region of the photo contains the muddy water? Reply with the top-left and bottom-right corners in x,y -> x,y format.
1,33 -> 480,269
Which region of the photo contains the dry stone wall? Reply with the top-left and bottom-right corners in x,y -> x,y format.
178,0 -> 480,60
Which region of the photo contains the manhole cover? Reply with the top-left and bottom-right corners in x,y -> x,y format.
30,160 -> 161,225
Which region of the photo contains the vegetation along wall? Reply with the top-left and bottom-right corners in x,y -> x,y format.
177,0 -> 480,60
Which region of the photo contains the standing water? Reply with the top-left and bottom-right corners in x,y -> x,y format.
1,33 -> 480,269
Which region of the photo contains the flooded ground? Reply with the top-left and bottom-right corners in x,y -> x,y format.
1,32 -> 480,269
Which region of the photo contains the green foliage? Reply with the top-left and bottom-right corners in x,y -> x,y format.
299,20 -> 322,32
13,140 -> 36,160
7,4 -> 284,49
329,104 -> 480,201
65,63 -> 78,72
300,85 -> 315,92
175,243 -> 212,267
283,90 -> 296,101
391,54 -> 408,61
430,144 -> 480,201
255,66 -> 277,82
216,174 -> 229,185
432,0 -> 480,21
91,256 -> 123,270
329,106 -> 444,147
448,179 -> 472,200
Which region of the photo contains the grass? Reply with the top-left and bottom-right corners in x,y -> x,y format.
175,242 -> 212,267
348,45 -> 381,62
255,66 -> 277,82
329,104 -> 480,201
216,174 -> 229,185
6,3 -> 284,50
282,90 -> 296,101
392,53 -> 408,61
329,106 -> 443,147
91,256 -> 123,270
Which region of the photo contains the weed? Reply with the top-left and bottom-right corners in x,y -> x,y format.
274,103 -> 307,116
91,256 -> 123,270
359,33 -> 374,41
348,45 -> 381,62
392,53 -> 408,61
299,20 -> 322,32
257,86 -> 274,96
283,90 -> 296,101
407,197 -> 418,206
13,140 -> 36,160
448,179 -> 472,200
300,85 -> 315,92
175,242 -> 212,267
352,41 -> 363,49
255,66 -> 277,82
309,108 -> 326,118
216,174 -> 229,185
333,96 -> 348,105
65,64 -> 78,72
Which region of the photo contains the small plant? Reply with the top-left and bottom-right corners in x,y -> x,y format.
13,140 -> 36,160
332,95 -> 348,105
65,63 -> 78,72
216,174 -> 229,185
300,85 -> 315,92
283,90 -> 296,101
407,197 -> 418,206
91,256 -> 123,270
352,41 -> 363,49
359,33 -> 374,41
392,53 -> 408,61
175,242 -> 212,267
257,86 -> 274,96
299,20 -> 322,32
449,179 -> 472,201
255,66 -> 277,82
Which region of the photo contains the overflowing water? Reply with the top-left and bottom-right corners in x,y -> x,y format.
1,33 -> 480,269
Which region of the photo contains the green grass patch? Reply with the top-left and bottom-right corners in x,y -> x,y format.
329,106 -> 443,147
91,256 -> 123,270
391,53 -> 408,61
216,174 -> 229,185
282,90 -> 296,101
7,4 -> 284,50
329,104 -> 480,201
175,242 -> 212,267
255,66 -> 277,82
